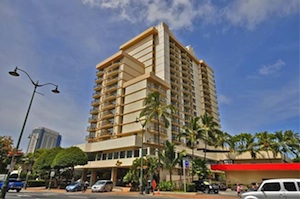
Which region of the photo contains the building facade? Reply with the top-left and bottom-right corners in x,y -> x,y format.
76,22 -> 222,185
26,127 -> 61,154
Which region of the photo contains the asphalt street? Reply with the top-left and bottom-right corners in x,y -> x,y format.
3,188 -> 237,199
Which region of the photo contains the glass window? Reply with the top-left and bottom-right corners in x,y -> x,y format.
284,182 -> 297,191
127,150 -> 132,158
134,149 -> 139,157
108,153 -> 112,160
142,148 -> 147,156
114,152 -> 119,159
102,153 -> 107,160
120,151 -> 125,159
262,183 -> 280,191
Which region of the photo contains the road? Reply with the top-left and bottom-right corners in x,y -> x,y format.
4,189 -> 237,199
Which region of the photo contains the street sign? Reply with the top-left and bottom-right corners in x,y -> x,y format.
185,160 -> 189,169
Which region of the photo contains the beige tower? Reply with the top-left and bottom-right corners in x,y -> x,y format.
77,22 -> 221,185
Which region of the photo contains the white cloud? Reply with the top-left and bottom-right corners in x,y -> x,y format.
218,94 -> 231,105
223,0 -> 299,30
82,0 -> 299,31
258,59 -> 285,76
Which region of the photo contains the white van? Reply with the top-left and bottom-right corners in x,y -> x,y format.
242,178 -> 300,199
91,180 -> 113,192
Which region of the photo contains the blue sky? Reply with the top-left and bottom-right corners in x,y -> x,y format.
0,0 -> 299,151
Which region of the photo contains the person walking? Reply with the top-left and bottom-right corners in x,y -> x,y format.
237,184 -> 242,199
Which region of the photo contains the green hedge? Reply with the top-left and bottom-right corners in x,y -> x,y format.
186,183 -> 196,192
26,180 -> 46,187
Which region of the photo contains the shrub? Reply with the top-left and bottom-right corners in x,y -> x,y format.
159,181 -> 175,191
186,183 -> 196,192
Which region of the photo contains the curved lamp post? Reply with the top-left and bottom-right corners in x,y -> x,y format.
0,67 -> 59,199
136,117 -> 146,195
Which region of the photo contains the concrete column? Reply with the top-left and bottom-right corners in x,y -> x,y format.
91,170 -> 97,185
111,168 -> 117,186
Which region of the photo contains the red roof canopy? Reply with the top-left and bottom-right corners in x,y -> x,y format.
211,163 -> 300,171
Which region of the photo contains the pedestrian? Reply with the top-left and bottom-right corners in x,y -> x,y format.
237,184 -> 242,199
82,181 -> 89,193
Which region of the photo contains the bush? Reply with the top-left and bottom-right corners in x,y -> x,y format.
159,181 -> 175,191
27,180 -> 46,187
186,183 -> 196,192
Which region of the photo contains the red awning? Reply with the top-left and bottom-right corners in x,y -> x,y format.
211,163 -> 300,171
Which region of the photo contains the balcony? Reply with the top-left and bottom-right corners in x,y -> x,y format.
94,84 -> 102,91
90,107 -> 99,115
91,99 -> 100,107
93,91 -> 101,99
87,124 -> 97,132
96,70 -> 104,76
88,116 -> 98,123
95,77 -> 103,84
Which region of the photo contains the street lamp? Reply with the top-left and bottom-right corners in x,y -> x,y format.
0,67 -> 59,199
135,117 -> 146,195
24,134 -> 39,189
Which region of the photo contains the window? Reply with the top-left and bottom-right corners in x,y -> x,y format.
262,183 -> 280,191
127,150 -> 132,158
142,148 -> 147,156
102,153 -> 107,160
108,153 -> 112,160
120,151 -> 125,159
113,152 -> 119,159
284,182 -> 297,191
134,149 -> 139,157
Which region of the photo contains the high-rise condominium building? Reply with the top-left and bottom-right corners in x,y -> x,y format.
77,22 -> 221,185
26,127 -> 61,154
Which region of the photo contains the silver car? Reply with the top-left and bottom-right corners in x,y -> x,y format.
242,178 -> 300,199
91,180 -> 113,192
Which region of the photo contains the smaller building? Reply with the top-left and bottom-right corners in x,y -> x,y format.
26,127 -> 61,154
211,152 -> 300,186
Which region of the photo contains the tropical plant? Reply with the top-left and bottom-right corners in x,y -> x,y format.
0,136 -> 14,173
52,146 -> 88,183
159,140 -> 185,183
139,91 -> 175,182
192,157 -> 210,179
178,116 -> 201,180
199,112 -> 221,161
255,131 -> 277,162
213,131 -> 239,160
273,130 -> 300,158
235,133 -> 258,160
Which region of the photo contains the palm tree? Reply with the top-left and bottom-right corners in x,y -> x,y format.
159,140 -> 185,183
235,133 -> 258,160
213,131 -> 239,160
178,116 -> 202,180
199,112 -> 221,162
274,130 -> 300,158
255,131 -> 277,162
139,91 -> 175,182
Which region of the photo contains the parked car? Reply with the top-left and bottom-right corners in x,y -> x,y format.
91,180 -> 113,192
65,182 -> 83,192
192,180 -> 219,194
242,178 -> 300,199
0,174 -> 24,192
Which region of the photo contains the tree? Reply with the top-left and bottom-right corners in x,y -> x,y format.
199,112 -> 221,162
255,131 -> 277,162
178,116 -> 201,180
0,136 -> 14,173
159,140 -> 185,183
274,130 -> 300,158
235,133 -> 258,160
214,131 -> 239,160
52,146 -> 88,183
34,147 -> 63,179
123,156 -> 158,191
139,91 -> 175,182
192,157 -> 210,180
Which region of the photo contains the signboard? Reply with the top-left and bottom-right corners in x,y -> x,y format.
185,160 -> 189,169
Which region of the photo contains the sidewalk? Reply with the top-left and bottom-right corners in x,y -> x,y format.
23,187 -> 237,198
